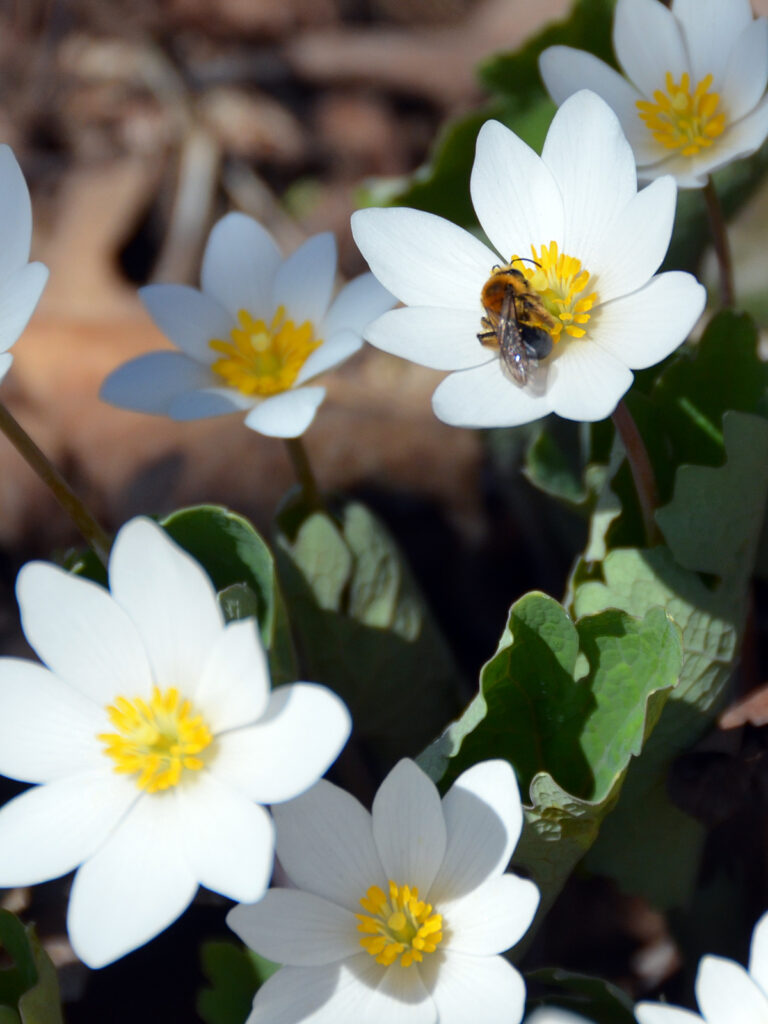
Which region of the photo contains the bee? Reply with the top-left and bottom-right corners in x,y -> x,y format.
478,261 -> 556,387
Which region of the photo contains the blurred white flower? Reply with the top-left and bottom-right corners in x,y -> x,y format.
101,214 -> 394,437
0,146 -> 48,384
636,909 -> 768,1024
0,517 -> 351,968
540,0 -> 768,188
228,758 -> 539,1024
351,91 -> 705,428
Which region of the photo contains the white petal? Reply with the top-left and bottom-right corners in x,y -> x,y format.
201,212 -> 282,319
176,772 -> 274,902
16,562 -> 153,704
168,386 -> 252,420
422,951 -> 526,1024
440,873 -> 539,955
295,331 -> 362,386
0,263 -> 48,353
228,889 -> 360,966
67,793 -> 198,968
588,177 -> 676,303
364,307 -> 494,372
721,19 -> 768,121
244,387 -> 326,438
614,0 -> 689,98
0,660 -> 106,781
471,120 -> 563,261
272,780 -> 384,913
0,147 -> 32,280
372,759 -> 446,894
197,618 -> 270,732
750,911 -> 768,995
351,207 -> 494,310
547,340 -> 633,422
245,960 -> 381,1024
139,284 -> 232,363
212,683 -> 351,804
635,1004 -> 704,1024
100,352 -> 217,415
366,963 -> 435,1024
273,233 -> 337,327
108,517 -> 224,693
0,772 -> 137,886
431,360 -> 553,429
589,272 -> 705,370
542,92 -> 638,273
321,272 -> 396,338
672,0 -> 754,88
539,48 -> 658,165
429,760 -> 523,904
696,955 -> 768,1024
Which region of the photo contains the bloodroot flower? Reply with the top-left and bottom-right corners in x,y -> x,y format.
0,517 -> 351,967
0,146 -> 48,382
351,91 -> 705,428
101,214 -> 394,438
228,758 -> 539,1024
540,0 -> 768,187
636,909 -> 768,1024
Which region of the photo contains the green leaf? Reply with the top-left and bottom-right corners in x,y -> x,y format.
418,594 -> 681,921
0,911 -> 63,1024
274,500 -> 463,762
570,414 -> 768,905
526,967 -> 635,1024
197,941 -> 278,1024
161,505 -> 297,686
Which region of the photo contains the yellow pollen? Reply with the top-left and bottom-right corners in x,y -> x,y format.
636,71 -> 726,156
209,305 -> 321,397
356,880 -> 444,968
98,687 -> 213,793
511,241 -> 598,341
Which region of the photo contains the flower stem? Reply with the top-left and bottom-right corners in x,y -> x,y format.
284,437 -> 325,512
0,401 -> 111,566
703,177 -> 735,308
612,399 -> 661,547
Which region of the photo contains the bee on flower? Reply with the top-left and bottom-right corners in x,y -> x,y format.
539,0 -> 768,188
351,90 -> 706,428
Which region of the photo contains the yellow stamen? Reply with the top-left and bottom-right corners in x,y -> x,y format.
510,241 -> 598,342
356,880 -> 443,968
98,687 -> 212,793
636,71 -> 726,156
209,305 -> 321,397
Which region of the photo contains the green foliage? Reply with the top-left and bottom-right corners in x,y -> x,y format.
526,967 -> 635,1024
274,499 -> 463,763
570,410 -> 768,905
0,911 -> 63,1024
197,941 -> 278,1024
418,593 -> 681,920
160,506 -> 297,686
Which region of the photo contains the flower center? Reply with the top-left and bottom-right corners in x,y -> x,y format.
356,880 -> 443,968
98,687 -> 213,793
208,305 -> 321,397
636,72 -> 726,157
511,242 -> 598,340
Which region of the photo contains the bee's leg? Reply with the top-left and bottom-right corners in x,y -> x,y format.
478,316 -> 499,349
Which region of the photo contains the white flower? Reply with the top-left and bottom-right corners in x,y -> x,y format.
227,758 -> 539,1024
351,91 -> 706,428
0,517 -> 351,968
100,214 -> 395,438
0,146 -> 48,383
540,0 -> 768,188
636,909 -> 768,1024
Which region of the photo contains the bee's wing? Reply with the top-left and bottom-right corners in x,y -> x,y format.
497,286 -> 528,386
